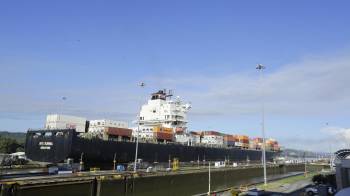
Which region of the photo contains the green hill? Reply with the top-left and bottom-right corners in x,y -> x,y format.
0,131 -> 26,153
0,131 -> 26,144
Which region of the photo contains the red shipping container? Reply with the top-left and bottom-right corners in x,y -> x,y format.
105,127 -> 132,137
190,131 -> 201,135
175,127 -> 185,133
224,135 -> 238,142
202,131 -> 221,136
155,132 -> 173,141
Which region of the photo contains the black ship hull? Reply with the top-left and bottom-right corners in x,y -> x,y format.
25,129 -> 278,165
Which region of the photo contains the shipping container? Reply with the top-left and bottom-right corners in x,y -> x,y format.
46,114 -> 86,123
252,137 -> 263,143
201,134 -> 224,145
104,127 -> 132,138
201,131 -> 222,136
189,131 -> 201,136
174,133 -> 190,143
90,119 -> 128,128
266,138 -> 278,145
224,135 -> 238,142
45,114 -> 87,133
224,135 -> 238,147
235,142 -> 249,148
153,126 -> 173,133
189,132 -> 201,144
175,127 -> 185,133
237,135 -> 249,144
249,142 -> 262,150
225,141 -> 235,147
155,132 -> 173,141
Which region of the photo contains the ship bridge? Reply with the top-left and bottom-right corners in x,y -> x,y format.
139,89 -> 191,132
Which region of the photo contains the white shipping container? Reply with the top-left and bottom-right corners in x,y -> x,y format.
89,119 -> 128,129
46,114 -> 86,123
45,114 -> 87,133
235,142 -> 243,147
131,126 -> 154,140
201,135 -> 224,145
189,134 -> 201,144
175,133 -> 190,143
88,119 -> 128,133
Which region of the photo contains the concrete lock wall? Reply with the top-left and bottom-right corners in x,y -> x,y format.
0,164 -> 323,196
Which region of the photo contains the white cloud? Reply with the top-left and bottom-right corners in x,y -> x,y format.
147,54 -> 350,117
321,126 -> 350,147
1,52 -> 350,152
2,53 -> 349,119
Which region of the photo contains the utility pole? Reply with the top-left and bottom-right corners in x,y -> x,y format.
60,96 -> 67,114
256,64 -> 267,186
227,155 -> 230,166
208,161 -> 211,195
326,122 -> 333,170
79,152 -> 84,172
198,155 -> 200,168
203,154 -> 206,167
304,152 -> 307,177
134,82 -> 145,173
168,155 -> 171,169
113,153 -> 116,171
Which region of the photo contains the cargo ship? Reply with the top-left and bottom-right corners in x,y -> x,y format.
25,90 -> 280,165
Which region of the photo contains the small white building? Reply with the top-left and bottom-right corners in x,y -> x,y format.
88,119 -> 128,133
45,114 -> 87,133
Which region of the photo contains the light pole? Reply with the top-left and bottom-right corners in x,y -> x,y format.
304,151 -> 307,177
256,64 -> 267,186
134,82 -> 145,173
208,161 -> 211,195
325,122 -> 334,170
60,96 -> 67,114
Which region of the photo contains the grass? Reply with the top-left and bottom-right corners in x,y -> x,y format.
255,171 -> 319,191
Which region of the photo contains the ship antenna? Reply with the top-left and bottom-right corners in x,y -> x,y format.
167,89 -> 173,99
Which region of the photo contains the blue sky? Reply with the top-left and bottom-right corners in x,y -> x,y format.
1,0 -> 350,151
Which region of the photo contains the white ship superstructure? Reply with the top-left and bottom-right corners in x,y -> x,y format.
139,90 -> 191,132
132,90 -> 191,142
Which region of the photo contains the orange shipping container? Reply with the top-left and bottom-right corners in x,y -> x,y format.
153,126 -> 173,133
224,135 -> 238,142
155,132 -> 173,141
104,127 -> 132,137
237,135 -> 249,143
266,139 -> 278,145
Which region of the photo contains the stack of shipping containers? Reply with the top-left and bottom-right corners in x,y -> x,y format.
223,135 -> 238,147
236,135 -> 250,149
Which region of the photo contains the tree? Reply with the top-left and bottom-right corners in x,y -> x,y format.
312,174 -> 326,185
0,135 -> 23,154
